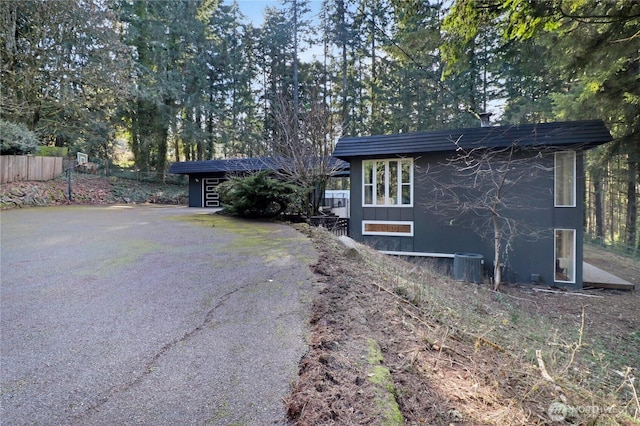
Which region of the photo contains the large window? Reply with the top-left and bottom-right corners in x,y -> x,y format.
555,151 -> 576,207
554,229 -> 575,283
363,159 -> 413,206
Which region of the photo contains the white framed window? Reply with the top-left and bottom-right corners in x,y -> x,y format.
554,229 -> 575,283
555,151 -> 576,207
363,158 -> 413,206
363,220 -> 414,236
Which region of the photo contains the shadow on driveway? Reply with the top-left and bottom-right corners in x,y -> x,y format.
1,205 -> 317,425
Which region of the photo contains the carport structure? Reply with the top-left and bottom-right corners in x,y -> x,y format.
169,157 -> 277,208
169,156 -> 349,208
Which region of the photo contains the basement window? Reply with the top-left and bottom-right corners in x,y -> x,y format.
363,221 -> 414,236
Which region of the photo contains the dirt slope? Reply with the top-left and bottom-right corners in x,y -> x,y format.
289,226 -> 639,425
1,175 -> 187,208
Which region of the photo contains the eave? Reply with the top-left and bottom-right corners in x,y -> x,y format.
333,120 -> 613,160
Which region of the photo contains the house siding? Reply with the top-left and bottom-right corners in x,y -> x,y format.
349,151 -> 585,288
351,159 -> 414,252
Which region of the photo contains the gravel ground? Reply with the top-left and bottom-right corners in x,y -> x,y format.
0,205 -> 317,425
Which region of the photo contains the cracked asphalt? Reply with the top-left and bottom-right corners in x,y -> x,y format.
0,205 -> 317,425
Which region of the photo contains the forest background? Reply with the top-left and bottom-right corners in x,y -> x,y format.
0,0 -> 638,252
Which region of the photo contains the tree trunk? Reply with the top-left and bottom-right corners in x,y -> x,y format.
173,116 -> 180,163
207,93 -> 214,158
292,0 -> 299,125
156,100 -> 171,179
337,0 -> 348,130
609,162 -> 615,241
626,156 -> 638,249
196,110 -> 204,161
492,213 -> 502,291
593,169 -> 604,239
156,129 -> 168,180
369,9 -> 377,133
1,1 -> 17,70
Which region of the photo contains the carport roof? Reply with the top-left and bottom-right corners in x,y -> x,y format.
333,120 -> 613,159
169,157 -> 275,174
169,156 -> 349,176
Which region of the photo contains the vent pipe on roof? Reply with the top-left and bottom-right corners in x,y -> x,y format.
479,112 -> 492,127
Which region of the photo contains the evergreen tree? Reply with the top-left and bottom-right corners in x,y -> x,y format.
440,0 -> 640,249
256,6 -> 294,151
204,2 -> 260,159
388,1 -> 452,131
1,0 -> 131,158
119,0 -> 216,175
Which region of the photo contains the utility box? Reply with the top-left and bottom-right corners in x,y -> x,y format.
453,253 -> 484,283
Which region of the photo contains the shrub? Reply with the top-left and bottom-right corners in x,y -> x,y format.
217,170 -> 301,218
0,119 -> 39,155
36,146 -> 68,157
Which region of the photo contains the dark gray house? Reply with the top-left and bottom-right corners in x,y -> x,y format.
169,157 -> 278,207
332,120 -> 613,288
169,156 -> 349,208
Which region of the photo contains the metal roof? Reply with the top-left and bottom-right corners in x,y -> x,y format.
169,156 -> 349,175
333,120 -> 613,159
169,157 -> 276,174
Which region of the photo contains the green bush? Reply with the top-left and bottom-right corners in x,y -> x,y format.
0,119 -> 39,155
36,146 -> 68,157
217,170 -> 301,218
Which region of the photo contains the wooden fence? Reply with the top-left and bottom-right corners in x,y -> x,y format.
1,155 -> 64,184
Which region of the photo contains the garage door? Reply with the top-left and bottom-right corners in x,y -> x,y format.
202,178 -> 223,207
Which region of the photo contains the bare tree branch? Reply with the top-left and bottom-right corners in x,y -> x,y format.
267,93 -> 344,216
418,135 -> 557,290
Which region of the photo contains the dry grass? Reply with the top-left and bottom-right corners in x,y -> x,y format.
288,225 -> 639,425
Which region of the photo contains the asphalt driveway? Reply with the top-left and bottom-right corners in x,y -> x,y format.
0,205 -> 317,425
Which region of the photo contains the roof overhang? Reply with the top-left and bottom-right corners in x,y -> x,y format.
333,120 -> 613,160
169,156 -> 350,176
169,157 -> 275,175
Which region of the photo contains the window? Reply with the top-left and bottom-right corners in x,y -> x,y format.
363,221 -> 414,236
554,229 -> 575,283
555,151 -> 576,207
363,159 -> 413,206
